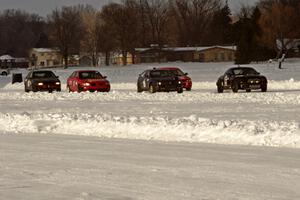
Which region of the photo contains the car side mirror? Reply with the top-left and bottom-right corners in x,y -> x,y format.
103,76 -> 107,79
185,73 -> 188,75
56,76 -> 59,78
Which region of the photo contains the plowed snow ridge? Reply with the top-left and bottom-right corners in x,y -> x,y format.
1,113 -> 299,147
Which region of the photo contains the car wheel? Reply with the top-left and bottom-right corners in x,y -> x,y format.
149,84 -> 156,93
1,71 -> 8,76
32,86 -> 37,92
231,81 -> 239,93
177,87 -> 183,93
137,84 -> 143,93
186,88 -> 191,91
217,84 -> 223,93
77,85 -> 82,93
67,85 -> 72,92
261,84 -> 267,92
246,89 -> 251,93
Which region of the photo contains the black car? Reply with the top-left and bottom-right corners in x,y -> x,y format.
137,68 -> 183,93
216,67 -> 267,93
24,70 -> 61,92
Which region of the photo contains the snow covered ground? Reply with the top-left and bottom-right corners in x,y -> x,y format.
1,134 -> 300,200
1,61 -> 300,199
1,61 -> 300,147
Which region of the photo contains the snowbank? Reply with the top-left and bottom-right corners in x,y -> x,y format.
1,112 -> 299,148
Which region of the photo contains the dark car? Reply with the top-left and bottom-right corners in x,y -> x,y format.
216,67 -> 267,93
24,70 -> 61,92
137,68 -> 183,93
158,67 -> 192,91
67,70 -> 110,92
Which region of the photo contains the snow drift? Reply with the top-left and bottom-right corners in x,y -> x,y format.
1,112 -> 299,148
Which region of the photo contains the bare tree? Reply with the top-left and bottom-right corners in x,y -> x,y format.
48,6 -> 83,68
80,7 -> 103,66
170,0 -> 222,46
0,9 -> 46,57
142,0 -> 169,46
258,1 -> 298,59
101,1 -> 140,65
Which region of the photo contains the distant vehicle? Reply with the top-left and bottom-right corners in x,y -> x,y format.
216,67 -> 267,93
158,67 -> 192,91
137,68 -> 183,93
24,70 -> 61,92
67,70 -> 110,92
0,68 -> 10,76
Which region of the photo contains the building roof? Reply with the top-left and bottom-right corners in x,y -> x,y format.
32,48 -> 60,53
0,54 -> 15,60
135,45 -> 237,53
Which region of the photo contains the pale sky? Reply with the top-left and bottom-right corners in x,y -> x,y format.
0,0 -> 259,16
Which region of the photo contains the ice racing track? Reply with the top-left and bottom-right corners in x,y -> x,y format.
1,62 -> 300,199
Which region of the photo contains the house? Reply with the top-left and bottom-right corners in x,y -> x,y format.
0,55 -> 15,68
29,48 -> 62,68
135,45 -> 236,63
0,55 -> 29,68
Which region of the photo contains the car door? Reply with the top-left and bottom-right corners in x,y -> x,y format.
25,72 -> 33,90
224,70 -> 233,87
138,71 -> 147,90
68,72 -> 77,91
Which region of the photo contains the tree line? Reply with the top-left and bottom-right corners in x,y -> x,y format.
0,0 -> 300,66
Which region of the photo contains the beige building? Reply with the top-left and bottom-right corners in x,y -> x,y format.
135,46 -> 236,63
196,46 -> 236,62
29,48 -> 62,68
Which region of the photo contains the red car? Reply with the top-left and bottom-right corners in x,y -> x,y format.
158,67 -> 192,91
67,70 -> 110,92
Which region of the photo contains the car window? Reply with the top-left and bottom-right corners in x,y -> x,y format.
32,71 -> 56,78
169,69 -> 184,76
150,70 -> 176,78
70,72 -> 76,78
79,71 -> 103,79
140,71 -> 146,77
26,72 -> 32,79
232,68 -> 258,75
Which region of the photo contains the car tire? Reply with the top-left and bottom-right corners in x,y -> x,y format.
261,84 -> 267,92
32,86 -> 37,92
246,89 -> 251,93
217,85 -> 223,93
231,81 -> 239,93
149,84 -> 156,93
177,87 -> 183,93
137,84 -> 143,93
77,85 -> 82,93
67,85 -> 71,93
186,88 -> 191,91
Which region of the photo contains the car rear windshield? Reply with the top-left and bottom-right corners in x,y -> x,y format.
150,70 -> 180,78
233,68 -> 259,75
33,71 -> 56,78
79,71 -> 103,79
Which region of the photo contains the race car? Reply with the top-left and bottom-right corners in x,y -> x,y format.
216,67 -> 268,93
137,68 -> 183,93
67,70 -> 110,92
158,67 -> 192,91
24,70 -> 61,92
